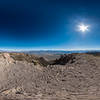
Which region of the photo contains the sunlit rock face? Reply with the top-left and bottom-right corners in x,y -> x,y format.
3,53 -> 15,64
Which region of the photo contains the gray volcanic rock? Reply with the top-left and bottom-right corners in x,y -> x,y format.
0,53 -> 100,100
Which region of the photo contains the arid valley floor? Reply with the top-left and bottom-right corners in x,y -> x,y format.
0,52 -> 100,100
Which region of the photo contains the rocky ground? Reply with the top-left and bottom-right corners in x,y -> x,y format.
0,53 -> 100,100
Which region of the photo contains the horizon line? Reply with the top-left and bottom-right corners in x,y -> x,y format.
0,48 -> 100,51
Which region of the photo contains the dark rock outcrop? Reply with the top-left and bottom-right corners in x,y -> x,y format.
52,54 -> 76,65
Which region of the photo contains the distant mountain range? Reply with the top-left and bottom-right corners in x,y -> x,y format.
23,50 -> 100,55
20,50 -> 100,55
0,49 -> 100,55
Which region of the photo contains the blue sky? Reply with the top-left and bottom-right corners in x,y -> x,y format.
0,0 -> 100,50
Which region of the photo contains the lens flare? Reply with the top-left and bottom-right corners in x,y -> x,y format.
78,24 -> 89,32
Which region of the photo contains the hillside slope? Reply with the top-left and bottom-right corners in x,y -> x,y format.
0,53 -> 100,100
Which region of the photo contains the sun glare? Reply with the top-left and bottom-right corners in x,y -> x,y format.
78,24 -> 89,33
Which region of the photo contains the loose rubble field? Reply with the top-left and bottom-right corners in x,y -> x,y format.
0,53 -> 100,100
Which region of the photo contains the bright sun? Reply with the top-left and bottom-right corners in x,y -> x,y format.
78,24 -> 89,33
